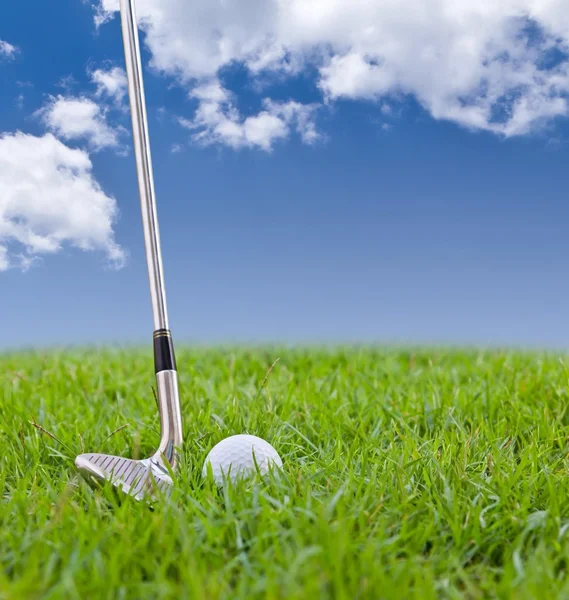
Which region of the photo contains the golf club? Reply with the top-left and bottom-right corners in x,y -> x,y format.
74,0 -> 183,501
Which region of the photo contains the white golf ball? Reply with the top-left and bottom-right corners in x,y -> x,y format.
202,434 -> 283,485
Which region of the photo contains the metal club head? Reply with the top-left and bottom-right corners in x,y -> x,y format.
75,452 -> 173,501
75,370 -> 183,502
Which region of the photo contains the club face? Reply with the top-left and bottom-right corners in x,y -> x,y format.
75,453 -> 173,501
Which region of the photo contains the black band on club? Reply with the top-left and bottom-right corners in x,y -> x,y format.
153,330 -> 176,373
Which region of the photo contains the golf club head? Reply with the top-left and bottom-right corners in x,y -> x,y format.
75,452 -> 173,501
75,371 -> 182,502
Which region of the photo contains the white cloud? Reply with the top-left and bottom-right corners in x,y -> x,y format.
37,95 -> 123,151
95,0 -> 119,27
0,39 -> 18,59
265,99 -> 322,145
96,0 -> 569,138
0,132 -> 125,271
56,75 -> 79,93
0,246 -> 9,271
319,53 -> 397,100
92,66 -> 128,104
181,80 -> 320,150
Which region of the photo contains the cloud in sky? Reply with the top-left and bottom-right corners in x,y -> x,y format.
92,66 -> 128,104
0,54 -> 127,271
97,0 -> 569,140
35,66 -> 129,152
180,79 -> 320,150
0,132 -> 125,271
37,95 -> 124,151
0,39 -> 18,60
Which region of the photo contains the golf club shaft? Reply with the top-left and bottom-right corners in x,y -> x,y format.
120,0 -> 168,333
119,0 -> 183,462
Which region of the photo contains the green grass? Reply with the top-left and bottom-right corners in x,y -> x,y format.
2,347 -> 569,599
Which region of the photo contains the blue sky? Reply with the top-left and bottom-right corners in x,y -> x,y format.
1,0 -> 569,348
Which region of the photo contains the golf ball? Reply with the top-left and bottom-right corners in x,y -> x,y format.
202,434 -> 283,485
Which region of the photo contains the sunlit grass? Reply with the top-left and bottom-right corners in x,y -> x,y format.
1,347 -> 569,598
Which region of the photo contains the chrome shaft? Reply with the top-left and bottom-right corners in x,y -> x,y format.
156,370 -> 184,463
120,0 -> 168,331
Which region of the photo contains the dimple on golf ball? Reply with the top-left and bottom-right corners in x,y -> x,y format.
202,434 -> 283,485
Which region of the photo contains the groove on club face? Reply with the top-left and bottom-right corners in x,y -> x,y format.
75,453 -> 173,501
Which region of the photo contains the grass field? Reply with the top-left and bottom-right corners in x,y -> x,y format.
2,347 -> 569,598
